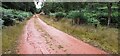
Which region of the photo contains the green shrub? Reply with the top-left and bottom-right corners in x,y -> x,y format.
67,11 -> 87,24
54,12 -> 66,21
49,13 -> 56,16
67,10 -> 87,20
55,12 -> 66,18
2,17 -> 16,26
67,10 -> 81,19
1,7 -> 32,26
83,12 -> 100,24
87,18 -> 100,24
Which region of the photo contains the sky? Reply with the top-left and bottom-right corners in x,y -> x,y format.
34,0 -> 45,9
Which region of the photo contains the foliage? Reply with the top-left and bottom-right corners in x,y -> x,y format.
41,2 -> 85,15
67,10 -> 99,24
83,12 -> 100,24
1,7 -> 32,26
42,2 -> 119,27
40,15 -> 118,54
2,2 -> 36,14
54,12 -> 66,21
55,12 -> 66,18
67,11 -> 81,19
49,13 -> 56,16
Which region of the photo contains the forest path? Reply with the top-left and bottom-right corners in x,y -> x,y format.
18,14 -> 107,54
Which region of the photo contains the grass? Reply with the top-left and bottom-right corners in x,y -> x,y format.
39,15 -> 118,54
2,21 -> 26,54
0,27 -> 2,55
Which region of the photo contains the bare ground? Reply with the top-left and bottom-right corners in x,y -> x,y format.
18,15 -> 108,54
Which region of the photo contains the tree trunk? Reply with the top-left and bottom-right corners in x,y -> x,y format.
107,3 -> 112,27
72,19 -> 74,25
77,18 -> 80,25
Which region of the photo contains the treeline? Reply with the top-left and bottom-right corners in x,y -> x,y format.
2,2 -> 37,14
41,2 -> 119,28
1,2 -> 36,27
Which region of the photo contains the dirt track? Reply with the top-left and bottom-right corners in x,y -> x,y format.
18,15 -> 108,54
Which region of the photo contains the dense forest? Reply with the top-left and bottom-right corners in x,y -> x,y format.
1,2 -> 119,28
2,2 -> 36,13
41,2 -> 119,28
